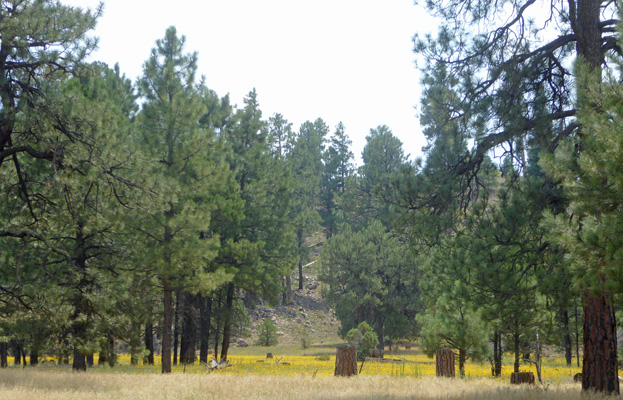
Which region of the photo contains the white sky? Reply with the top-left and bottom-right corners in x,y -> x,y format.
62,0 -> 438,164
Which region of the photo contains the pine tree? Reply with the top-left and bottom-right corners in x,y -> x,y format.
320,220 -> 419,348
542,59 -> 623,393
288,119 -> 327,290
215,89 -> 296,361
414,0 -> 619,391
320,122 -> 354,238
136,26 -> 229,373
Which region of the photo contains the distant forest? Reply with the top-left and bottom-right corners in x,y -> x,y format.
0,0 -> 622,393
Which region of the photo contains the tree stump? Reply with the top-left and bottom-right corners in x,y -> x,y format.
334,345 -> 358,377
510,372 -> 535,384
436,349 -> 455,377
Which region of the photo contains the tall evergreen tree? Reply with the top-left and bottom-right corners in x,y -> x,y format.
136,26 -> 229,373
320,122 -> 353,238
414,0 -> 619,391
214,89 -> 296,361
288,119 -> 327,290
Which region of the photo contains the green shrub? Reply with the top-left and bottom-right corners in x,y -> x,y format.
347,321 -> 379,361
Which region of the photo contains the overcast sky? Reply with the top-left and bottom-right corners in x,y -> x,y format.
62,1 -> 438,164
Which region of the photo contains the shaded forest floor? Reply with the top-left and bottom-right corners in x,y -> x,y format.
0,369 -> 609,400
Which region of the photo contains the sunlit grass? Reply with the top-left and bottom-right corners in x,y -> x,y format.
0,348 -> 597,400
0,369 -> 609,400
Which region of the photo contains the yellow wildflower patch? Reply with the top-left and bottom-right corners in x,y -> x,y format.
106,353 -> 581,383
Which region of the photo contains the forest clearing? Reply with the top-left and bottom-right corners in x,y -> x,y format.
3,0 -> 623,396
0,350 -> 595,400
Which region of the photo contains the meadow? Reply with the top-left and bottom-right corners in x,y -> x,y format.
0,343 -> 603,399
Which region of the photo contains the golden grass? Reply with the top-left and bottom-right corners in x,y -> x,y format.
0,369 -> 611,400
0,350 -> 594,399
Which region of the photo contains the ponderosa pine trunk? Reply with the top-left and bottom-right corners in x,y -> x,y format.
513,331 -> 520,373
30,348 -> 38,366
161,280 -> 173,373
12,341 -> 21,365
145,322 -> 154,365
173,290 -> 179,366
181,292 -> 197,364
0,342 -> 7,367
435,349 -> 455,377
582,291 -> 619,394
492,331 -> 502,377
561,309 -> 572,367
220,283 -> 235,362
199,296 -> 212,364
458,349 -> 466,377
297,230 -> 304,290
334,345 -> 357,377
213,292 -> 222,359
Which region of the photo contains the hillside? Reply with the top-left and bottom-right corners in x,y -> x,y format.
242,233 -> 343,347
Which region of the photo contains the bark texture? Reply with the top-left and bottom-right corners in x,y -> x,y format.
334,345 -> 358,377
582,291 -> 619,394
161,281 -> 173,373
436,349 -> 455,378
511,372 -> 535,384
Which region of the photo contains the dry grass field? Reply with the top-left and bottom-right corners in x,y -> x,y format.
0,342 -> 604,399
0,369 -> 613,400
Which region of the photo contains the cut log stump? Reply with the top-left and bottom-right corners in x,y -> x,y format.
510,372 -> 535,384
334,345 -> 357,377
435,349 -> 455,378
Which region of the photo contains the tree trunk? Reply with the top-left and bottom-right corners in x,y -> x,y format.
298,230 -> 304,290
12,341 -> 21,365
436,349 -> 455,377
30,348 -> 38,366
561,309 -> 572,367
199,296 -> 212,364
513,330 -> 520,373
575,298 -> 581,368
86,354 -> 94,367
510,372 -> 535,384
285,275 -> 292,304
107,335 -> 116,367
214,291 -> 222,359
495,332 -> 502,376
458,349 -> 466,377
0,342 -> 7,368
73,347 -> 86,371
181,292 -> 197,364
161,281 -> 173,373
144,322 -> 154,365
334,345 -> 358,377
98,347 -> 107,366
582,291 -> 619,394
173,290 -> 179,366
220,283 -> 235,361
